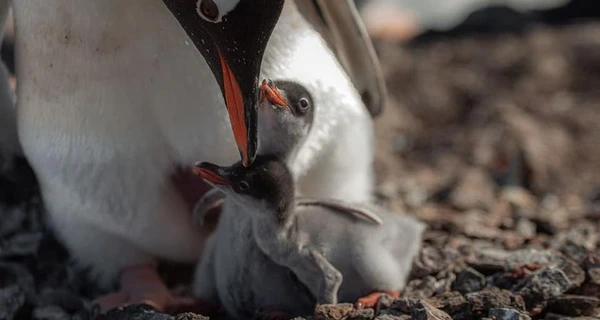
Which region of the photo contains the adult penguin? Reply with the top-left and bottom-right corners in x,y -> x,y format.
10,0 -> 385,311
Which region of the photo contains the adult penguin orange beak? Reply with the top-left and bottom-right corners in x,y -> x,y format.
163,0 -> 285,166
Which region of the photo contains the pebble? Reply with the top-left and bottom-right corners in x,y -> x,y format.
488,308 -> 531,320
412,304 -> 452,320
513,267 -> 571,306
468,248 -> 585,288
404,276 -> 438,298
465,288 -> 526,315
169,313 -> 210,320
383,299 -> 451,320
580,267 -> 600,296
552,224 -> 598,262
544,314 -> 600,320
0,232 -> 43,258
427,291 -> 468,317
410,246 -> 452,278
0,262 -> 35,320
100,304 -> 170,320
313,304 -> 374,320
451,267 -> 486,294
0,206 -> 26,237
545,295 -> 600,317
374,315 -> 410,320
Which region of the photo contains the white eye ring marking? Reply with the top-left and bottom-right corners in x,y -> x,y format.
196,0 -> 240,23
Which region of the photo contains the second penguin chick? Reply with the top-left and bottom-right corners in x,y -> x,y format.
193,156 -> 425,318
258,79 -> 314,161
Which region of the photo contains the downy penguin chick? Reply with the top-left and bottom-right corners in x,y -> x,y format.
258,79 -> 314,161
192,79 -> 314,225
192,156 -> 425,318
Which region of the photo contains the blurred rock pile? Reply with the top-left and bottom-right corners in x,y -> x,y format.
371,21 -> 600,320
0,158 -> 99,319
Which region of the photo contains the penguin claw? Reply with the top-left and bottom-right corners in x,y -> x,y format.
93,264 -> 201,315
354,291 -> 400,310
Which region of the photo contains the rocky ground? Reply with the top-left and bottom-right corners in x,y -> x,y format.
1,20 -> 600,320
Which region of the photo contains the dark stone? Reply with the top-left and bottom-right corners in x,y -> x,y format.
513,267 -> 571,306
374,315 -> 410,320
451,268 -> 486,294
0,156 -> 39,207
434,270 -> 456,295
387,299 -> 451,320
0,232 -> 44,258
465,288 -> 526,316
469,249 -> 585,288
100,304 -> 170,320
410,246 -> 453,278
587,267 -> 600,283
580,268 -> 600,296
314,304 -> 355,320
169,313 -> 210,320
347,308 -> 375,320
488,308 -> 531,320
427,291 -> 469,317
377,294 -> 395,310
581,253 -> 600,271
544,314 -> 600,320
546,295 -> 600,316
579,254 -> 600,296
403,277 -> 437,299
311,306 -> 373,320
0,206 -> 26,238
411,305 -> 452,320
0,263 -> 35,320
552,223 -> 597,261
553,258 -> 585,290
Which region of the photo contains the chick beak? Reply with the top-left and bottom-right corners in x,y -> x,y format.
193,162 -> 230,186
260,79 -> 292,113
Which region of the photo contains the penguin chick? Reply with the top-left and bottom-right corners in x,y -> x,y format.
192,156 -> 425,318
192,79 -> 315,226
258,79 -> 315,160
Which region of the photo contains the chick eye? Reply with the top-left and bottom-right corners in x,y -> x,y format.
238,181 -> 250,191
199,0 -> 219,21
299,98 -> 310,110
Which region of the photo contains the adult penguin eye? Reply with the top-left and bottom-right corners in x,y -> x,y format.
199,0 -> 219,21
238,181 -> 250,191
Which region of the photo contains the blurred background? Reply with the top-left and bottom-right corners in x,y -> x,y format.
352,0 -> 600,242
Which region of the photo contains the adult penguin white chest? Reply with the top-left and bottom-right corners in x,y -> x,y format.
12,0 -> 383,312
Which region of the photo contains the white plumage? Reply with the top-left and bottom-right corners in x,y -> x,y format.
192,79 -> 423,319
194,158 -> 425,319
